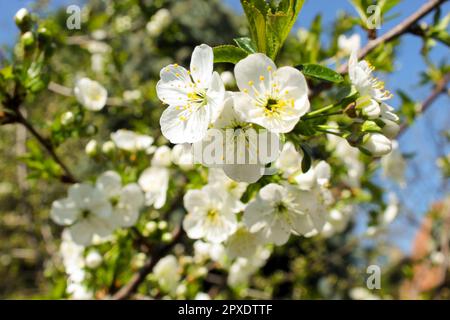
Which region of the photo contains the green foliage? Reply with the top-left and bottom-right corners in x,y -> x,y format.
241,0 -> 305,59
213,45 -> 249,64
296,63 -> 344,83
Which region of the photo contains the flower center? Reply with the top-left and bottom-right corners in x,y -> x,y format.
187,89 -> 207,107
206,208 -> 219,220
81,209 -> 91,218
263,97 -> 288,117
275,202 -> 287,214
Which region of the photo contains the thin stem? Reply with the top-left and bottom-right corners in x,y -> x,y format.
303,111 -> 343,120
15,110 -> 77,183
338,0 -> 448,74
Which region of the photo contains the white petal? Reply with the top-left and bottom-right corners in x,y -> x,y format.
160,105 -> 210,144
235,53 -> 276,99
190,44 -> 213,88
156,64 -> 191,106
222,164 -> 265,183
206,72 -> 225,123
183,189 -> 209,213
50,198 -> 80,225
96,171 -> 122,198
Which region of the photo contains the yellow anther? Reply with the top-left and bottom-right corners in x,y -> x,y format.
267,66 -> 273,71
259,76 -> 265,81
248,81 -> 254,86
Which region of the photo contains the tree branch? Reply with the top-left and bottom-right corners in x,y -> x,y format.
15,110 -> 78,183
112,226 -> 183,300
338,0 -> 448,74
398,72 -> 450,137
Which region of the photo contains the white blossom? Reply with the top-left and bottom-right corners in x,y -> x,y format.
110,129 -> 154,152
85,250 -> 102,269
338,34 -> 361,55
153,255 -> 180,293
243,183 -> 327,245
157,44 -> 225,143
74,77 -> 108,111
96,171 -> 144,228
226,224 -> 264,259
51,183 -> 113,246
361,133 -> 392,156
138,167 -> 169,209
381,140 -> 406,186
208,168 -> 247,200
227,248 -> 271,287
233,53 -> 310,133
183,184 -> 240,243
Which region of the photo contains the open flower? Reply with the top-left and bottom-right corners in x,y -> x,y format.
110,129 -> 154,152
233,53 -> 310,133
243,183 -> 326,245
138,167 -> 169,209
349,50 -> 392,102
138,146 -> 172,209
50,183 -> 113,246
338,34 -> 361,55
193,95 -> 280,183
183,184 -> 240,243
157,44 -> 225,143
153,255 -> 180,293
74,77 -> 108,111
96,171 -> 144,228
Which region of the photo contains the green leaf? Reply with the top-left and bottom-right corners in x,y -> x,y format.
234,37 -> 257,54
241,0 -> 305,60
296,63 -> 344,83
213,45 -> 248,64
300,144 -> 312,173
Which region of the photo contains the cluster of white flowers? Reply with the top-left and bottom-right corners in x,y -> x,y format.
349,51 -> 400,156
146,8 -> 172,37
157,44 -> 311,183
59,230 -> 104,299
51,171 -> 144,246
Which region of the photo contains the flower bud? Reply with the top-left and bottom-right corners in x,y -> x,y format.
380,118 -> 400,139
220,71 -> 235,87
60,111 -> 74,126
356,96 -> 380,119
158,221 -> 168,230
101,141 -> 116,155
144,221 -> 158,235
361,133 -> 392,156
161,232 -> 172,243
21,31 -> 35,48
85,139 -> 98,156
85,250 -> 102,269
15,8 -> 32,32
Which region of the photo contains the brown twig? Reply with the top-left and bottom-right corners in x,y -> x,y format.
112,226 -> 183,300
398,72 -> 450,137
337,0 -> 448,74
15,110 -> 78,183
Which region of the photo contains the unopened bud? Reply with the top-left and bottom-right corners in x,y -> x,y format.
60,111 -> 74,126
21,31 -> 35,48
101,141 -> 115,154
361,133 -> 392,156
15,8 -> 32,32
85,139 -> 98,156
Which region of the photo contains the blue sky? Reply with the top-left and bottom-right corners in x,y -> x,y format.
1,0 -> 449,251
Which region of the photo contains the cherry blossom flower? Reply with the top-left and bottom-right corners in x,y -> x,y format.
157,44 -> 225,143
74,77 -> 107,111
233,53 -> 310,133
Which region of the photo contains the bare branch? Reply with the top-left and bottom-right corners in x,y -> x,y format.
398,72 -> 450,137
338,0 -> 448,74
